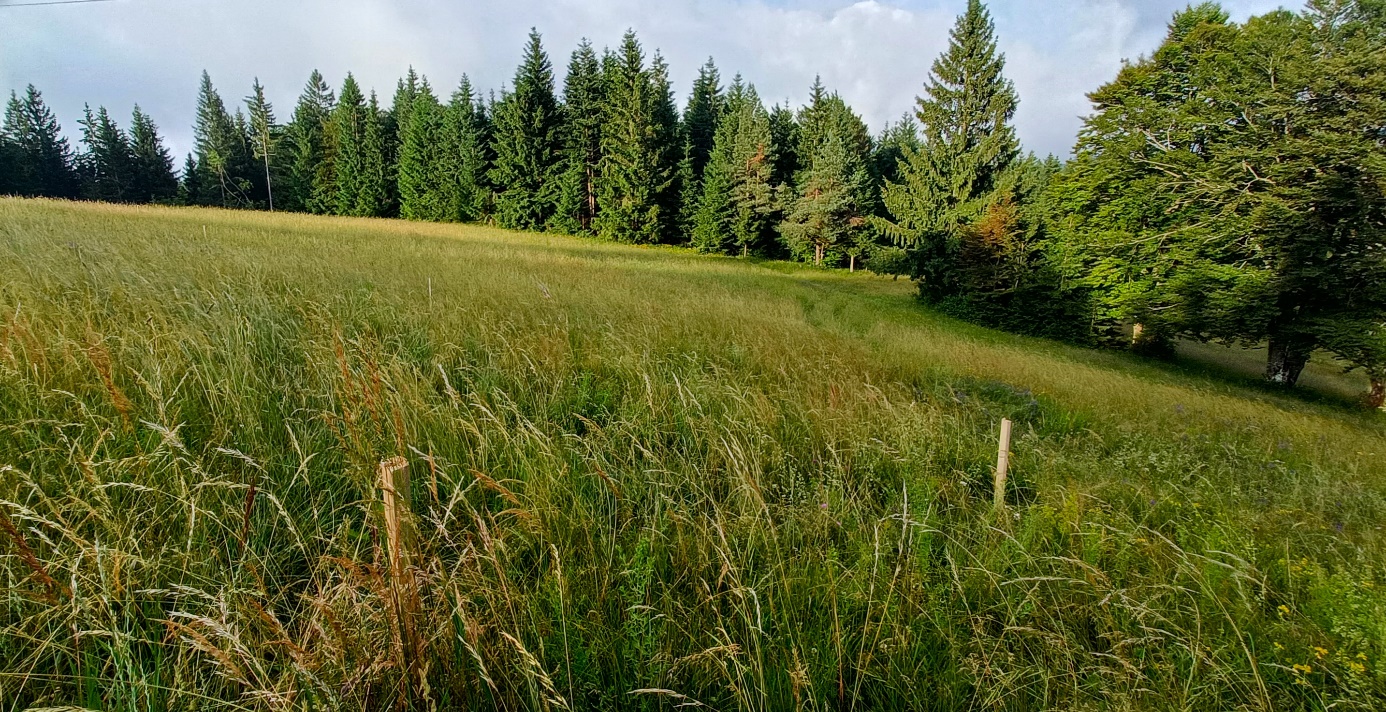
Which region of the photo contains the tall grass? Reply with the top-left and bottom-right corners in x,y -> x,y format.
1,198 -> 1383,710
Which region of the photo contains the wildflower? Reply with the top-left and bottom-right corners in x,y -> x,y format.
1313,647 -> 1328,659
1293,664 -> 1313,675
1348,661 -> 1366,675
1273,642 -> 1284,651
1277,605 -> 1290,618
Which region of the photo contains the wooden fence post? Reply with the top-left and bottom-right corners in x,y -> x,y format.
994,419 -> 1013,511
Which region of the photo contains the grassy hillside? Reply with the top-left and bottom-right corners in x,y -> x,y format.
1,198 -> 1383,711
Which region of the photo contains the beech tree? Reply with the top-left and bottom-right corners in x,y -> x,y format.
1052,1 -> 1386,388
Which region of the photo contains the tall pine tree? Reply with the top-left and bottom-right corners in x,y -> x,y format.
193,71 -> 255,207
693,81 -> 778,255
129,106 -> 177,203
489,29 -> 564,231
3,85 -> 78,198
880,0 -> 1019,296
78,105 -> 135,202
245,79 -> 279,210
331,74 -> 368,216
284,70 -> 335,213
553,39 -> 604,234
444,76 -> 488,222
397,80 -> 450,221
595,32 -> 681,243
356,91 -> 388,217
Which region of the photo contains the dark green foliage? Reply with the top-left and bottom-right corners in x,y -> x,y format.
767,103 -> 800,190
78,105 -> 136,202
881,0 -> 1018,261
594,33 -> 682,244
245,79 -> 280,210
693,82 -> 779,255
283,70 -> 335,214
443,77 -> 489,223
331,74 -> 369,216
489,29 -> 564,231
683,58 -> 723,183
1051,0 -> 1386,381
128,106 -> 177,204
3,85 -> 79,198
553,40 -> 604,235
193,71 -> 257,207
795,77 -> 872,182
779,133 -> 872,267
177,153 -> 202,205
356,92 -> 388,217
397,80 -> 450,221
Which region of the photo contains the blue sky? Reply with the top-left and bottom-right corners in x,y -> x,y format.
0,0 -> 1288,158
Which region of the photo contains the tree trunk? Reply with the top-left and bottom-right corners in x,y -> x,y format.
1369,375 -> 1386,410
850,255 -> 856,273
1265,336 -> 1312,386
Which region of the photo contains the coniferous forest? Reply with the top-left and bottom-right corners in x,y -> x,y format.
4,0 -> 1386,400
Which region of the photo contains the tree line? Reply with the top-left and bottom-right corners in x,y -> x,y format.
3,0 -> 1385,402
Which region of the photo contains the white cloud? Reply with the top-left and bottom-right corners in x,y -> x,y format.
0,0 -> 1289,159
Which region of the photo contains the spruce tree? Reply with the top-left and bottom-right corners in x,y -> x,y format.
684,58 -> 724,182
78,105 -> 136,202
385,67 -> 421,215
129,106 -> 177,203
553,40 -> 604,234
284,70 -> 335,213
356,91 -> 388,217
779,134 -> 872,268
595,32 -> 681,243
693,82 -> 778,255
489,29 -> 564,231
767,103 -> 800,189
245,79 -> 279,210
2,85 -> 78,198
397,80 -> 449,221
178,153 -> 202,205
444,76 -> 488,222
331,74 -> 368,215
880,0 -> 1019,296
193,71 -> 254,207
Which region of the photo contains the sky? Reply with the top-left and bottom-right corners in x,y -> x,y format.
0,0 -> 1289,159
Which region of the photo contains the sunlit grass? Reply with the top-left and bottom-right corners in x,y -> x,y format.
2,198 -> 1383,711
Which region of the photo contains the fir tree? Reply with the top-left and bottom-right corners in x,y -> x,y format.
193,71 -> 255,207
356,91 -> 388,217
78,105 -> 135,202
284,70 -> 335,213
245,79 -> 279,210
693,83 -> 778,255
444,76 -> 488,222
779,134 -> 872,268
397,80 -> 449,221
683,58 -> 724,182
129,106 -> 177,203
880,0 -> 1019,297
385,67 -> 422,215
595,32 -> 682,243
489,29 -> 564,231
177,153 -> 202,205
553,39 -> 604,234
767,103 -> 800,189
2,85 -> 79,198
873,114 -> 921,187
331,74 -> 368,215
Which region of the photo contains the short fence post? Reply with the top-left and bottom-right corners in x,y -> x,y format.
994,418 -> 1012,511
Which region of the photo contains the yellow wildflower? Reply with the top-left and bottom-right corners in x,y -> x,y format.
1293,664 -> 1313,675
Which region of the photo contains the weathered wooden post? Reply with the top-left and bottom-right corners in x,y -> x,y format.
994,418 -> 1012,511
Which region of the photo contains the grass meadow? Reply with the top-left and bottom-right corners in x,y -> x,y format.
1,198 -> 1384,711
